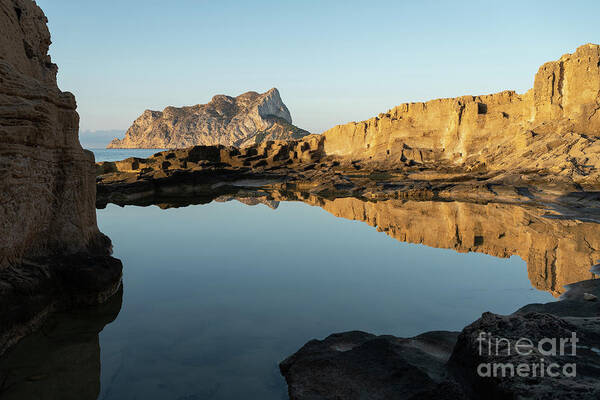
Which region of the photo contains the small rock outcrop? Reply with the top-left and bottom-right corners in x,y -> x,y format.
0,0 -> 121,355
107,88 -> 309,148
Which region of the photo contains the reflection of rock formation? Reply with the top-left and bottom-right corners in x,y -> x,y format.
279,197 -> 600,398
215,194 -> 280,209
0,287 -> 122,400
293,196 -> 599,296
96,181 -> 600,297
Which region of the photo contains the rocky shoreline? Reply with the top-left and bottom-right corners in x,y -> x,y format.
95,141 -> 600,398
95,44 -> 600,216
96,140 -> 600,214
2,0 -> 600,396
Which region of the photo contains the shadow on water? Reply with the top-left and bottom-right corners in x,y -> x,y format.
0,287 -> 122,400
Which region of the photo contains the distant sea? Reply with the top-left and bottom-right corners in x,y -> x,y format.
89,148 -> 166,162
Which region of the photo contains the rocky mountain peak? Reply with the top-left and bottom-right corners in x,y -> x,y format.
256,87 -> 292,124
108,88 -> 306,148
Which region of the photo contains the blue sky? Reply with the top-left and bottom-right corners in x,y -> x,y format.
38,0 -> 599,134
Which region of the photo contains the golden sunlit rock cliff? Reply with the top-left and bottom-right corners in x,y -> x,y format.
108,44 -> 600,188
321,44 -> 600,185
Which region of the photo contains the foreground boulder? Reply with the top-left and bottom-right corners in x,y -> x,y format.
448,312 -> 600,399
280,279 -> 600,399
107,88 -> 309,148
280,330 -> 465,400
0,0 -> 121,355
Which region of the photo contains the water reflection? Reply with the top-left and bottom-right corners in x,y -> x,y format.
138,189 -> 600,297
0,287 -> 122,400
2,191 -> 598,399
294,195 -> 600,297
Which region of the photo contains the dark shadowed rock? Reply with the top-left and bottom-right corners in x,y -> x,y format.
0,287 -> 122,400
280,280 -> 600,399
280,330 -> 465,400
0,253 -> 123,356
449,311 -> 600,399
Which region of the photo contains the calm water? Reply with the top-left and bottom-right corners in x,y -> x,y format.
92,200 -> 553,399
90,148 -> 166,162
0,148 -> 562,399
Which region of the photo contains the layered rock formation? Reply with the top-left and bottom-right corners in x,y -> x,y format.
321,44 -> 600,186
0,0 -> 121,355
108,44 -> 600,160
107,88 -> 309,149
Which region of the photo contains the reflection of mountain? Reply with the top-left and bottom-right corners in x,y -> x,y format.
290,196 -> 599,297
214,194 -> 280,209
0,288 -> 122,400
